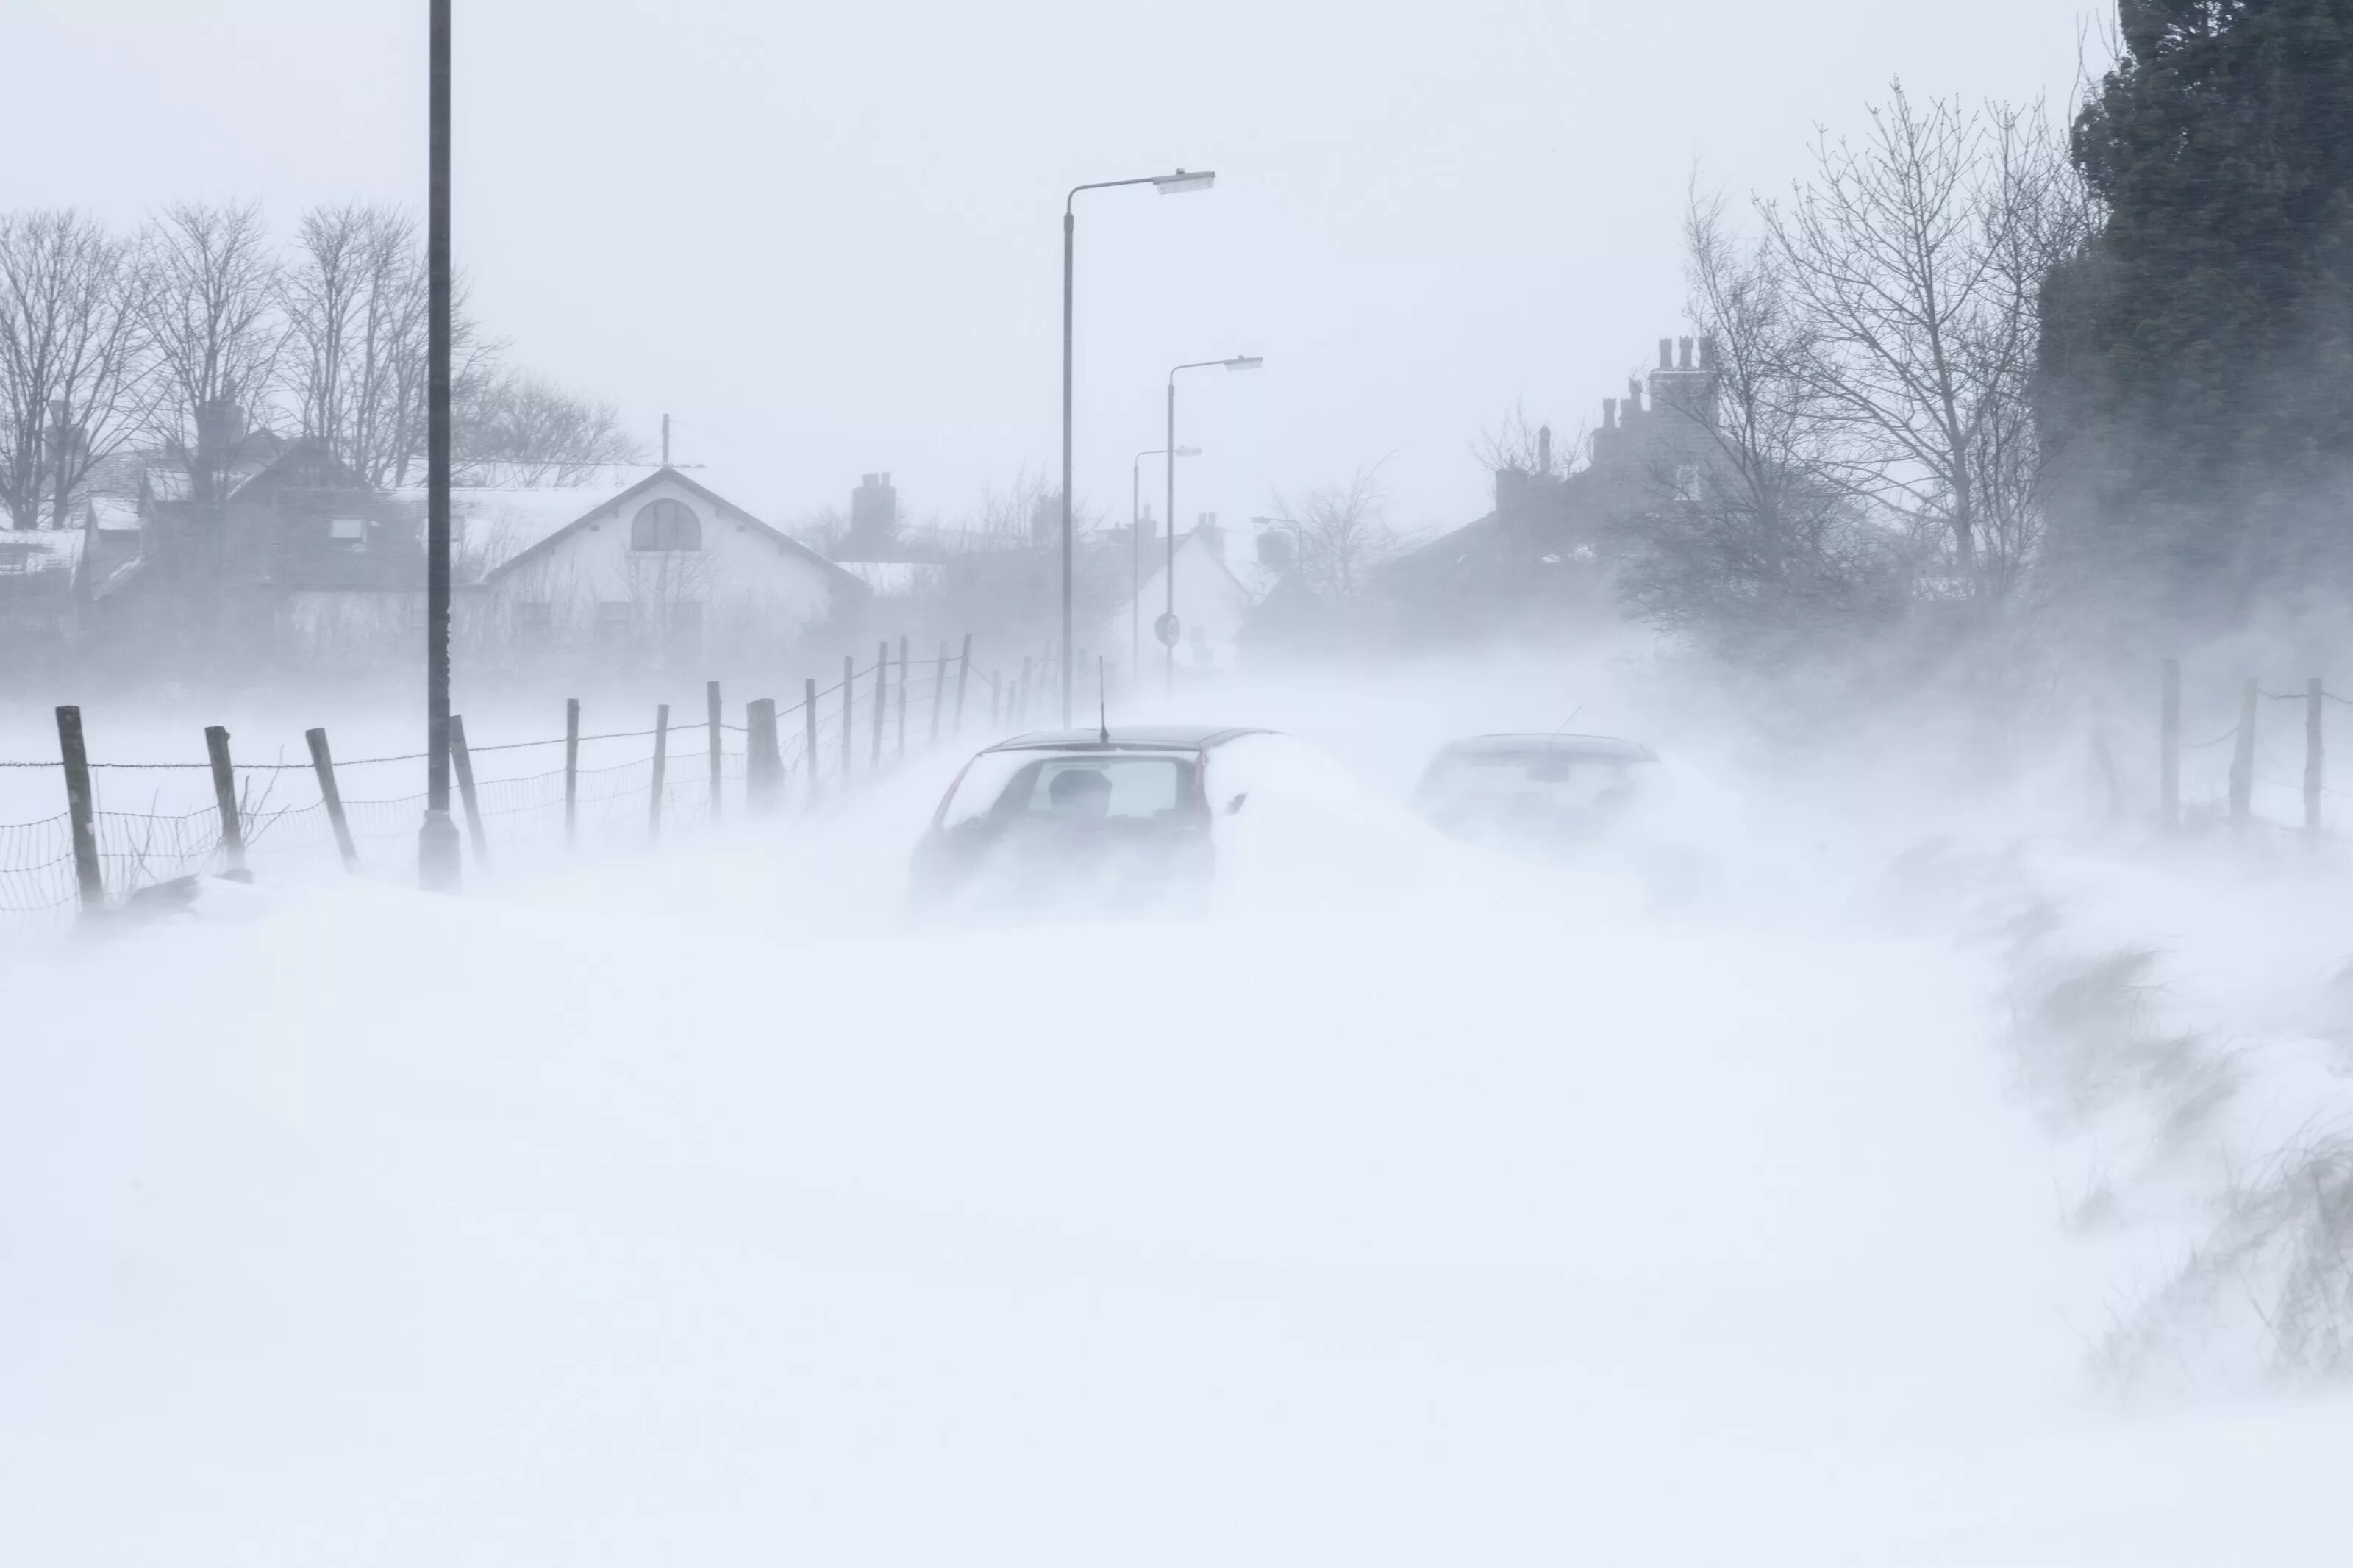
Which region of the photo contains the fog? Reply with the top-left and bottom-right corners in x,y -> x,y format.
7,637 -> 2353,1563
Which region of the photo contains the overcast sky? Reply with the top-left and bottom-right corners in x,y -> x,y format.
10,0 -> 2094,538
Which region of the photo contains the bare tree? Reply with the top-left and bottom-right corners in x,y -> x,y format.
1270,465 -> 1407,605
455,368 -> 642,485
938,466 -> 1104,555
140,201 -> 286,500
283,204 -> 450,490
0,210 -> 151,531
1472,401 -> 1579,481
1763,85 -> 2090,595
1617,185 -> 1909,645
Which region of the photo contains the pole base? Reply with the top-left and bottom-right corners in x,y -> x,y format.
418,808 -> 463,893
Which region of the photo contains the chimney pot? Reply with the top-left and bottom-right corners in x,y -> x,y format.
1679,337 -> 1694,369
1603,397 -> 1617,430
1537,425 -> 1552,472
1658,337 -> 1672,370
1699,335 -> 1715,369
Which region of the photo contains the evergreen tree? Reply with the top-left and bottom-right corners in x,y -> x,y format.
2038,0 -> 2353,617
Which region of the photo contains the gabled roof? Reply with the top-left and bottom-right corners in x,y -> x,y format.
480,466 -> 868,593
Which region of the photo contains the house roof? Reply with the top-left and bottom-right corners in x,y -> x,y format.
479,466 -> 867,595
835,559 -> 947,597
87,495 -> 142,531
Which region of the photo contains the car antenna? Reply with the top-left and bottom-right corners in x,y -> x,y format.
1098,656 -> 1110,744
1552,706 -> 1583,736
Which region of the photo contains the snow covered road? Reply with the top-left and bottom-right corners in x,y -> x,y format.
4,751 -> 2347,1565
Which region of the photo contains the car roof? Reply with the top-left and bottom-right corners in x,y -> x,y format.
984,725 -> 1274,754
1437,732 -> 1657,761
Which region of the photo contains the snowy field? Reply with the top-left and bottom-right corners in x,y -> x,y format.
5,659 -> 2352,1565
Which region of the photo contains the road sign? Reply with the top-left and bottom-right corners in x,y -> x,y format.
1154,611 -> 1182,648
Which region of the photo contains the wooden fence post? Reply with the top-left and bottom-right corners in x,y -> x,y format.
895,634 -> 910,759
990,670 -> 1001,729
954,633 -> 972,737
804,677 -> 821,805
746,698 -> 779,812
2307,676 -> 2325,841
305,727 -> 360,872
840,654 -> 854,787
2160,658 -> 2181,832
870,640 -> 888,768
649,703 -> 671,840
54,706 -> 101,913
707,679 -> 724,823
1017,655 -> 1032,726
449,714 -> 490,865
2227,677 -> 2257,831
930,642 -> 949,746
203,724 -> 248,880
564,698 -> 580,850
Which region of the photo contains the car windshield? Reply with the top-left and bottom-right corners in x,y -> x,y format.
1424,749 -> 1648,809
940,749 -> 1197,828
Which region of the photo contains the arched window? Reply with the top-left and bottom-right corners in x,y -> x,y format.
630,498 -> 701,551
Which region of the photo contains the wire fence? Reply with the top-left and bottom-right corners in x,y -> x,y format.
2132,662 -> 2349,845
2,636 -> 1071,936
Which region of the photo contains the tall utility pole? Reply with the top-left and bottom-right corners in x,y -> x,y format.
418,0 -> 460,890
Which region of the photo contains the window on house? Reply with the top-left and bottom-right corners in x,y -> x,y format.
630,498 -> 701,551
595,601 -> 632,649
668,601 -> 704,660
329,516 -> 366,545
516,601 -> 553,645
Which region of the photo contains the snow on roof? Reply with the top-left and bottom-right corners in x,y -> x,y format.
0,529 -> 82,574
435,463 -> 825,576
451,478 -> 648,570
835,560 -> 946,598
88,495 -> 141,531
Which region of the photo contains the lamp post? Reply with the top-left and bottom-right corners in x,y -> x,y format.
1060,167 -> 1215,725
1132,444 -> 1199,672
418,0 -> 460,890
1163,356 -> 1262,695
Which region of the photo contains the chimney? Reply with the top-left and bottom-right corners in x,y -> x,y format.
1627,376 -> 1643,415
1699,334 -> 1716,369
1678,337 -> 1694,369
1603,397 -> 1617,431
1658,337 -> 1673,370
1195,512 -> 1224,562
1537,424 -> 1552,474
847,471 -> 899,556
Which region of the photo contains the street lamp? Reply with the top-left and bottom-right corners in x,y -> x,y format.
1060,168 -> 1215,725
1133,444 -> 1200,670
1163,356 -> 1263,695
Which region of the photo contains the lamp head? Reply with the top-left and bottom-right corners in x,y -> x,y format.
1153,168 -> 1216,195
1224,356 -> 1265,371
1175,445 -> 1204,457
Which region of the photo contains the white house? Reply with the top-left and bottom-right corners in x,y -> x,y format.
1096,520 -> 1260,681
472,466 -> 866,672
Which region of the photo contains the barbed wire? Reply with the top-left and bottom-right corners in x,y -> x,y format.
0,648 -> 1023,931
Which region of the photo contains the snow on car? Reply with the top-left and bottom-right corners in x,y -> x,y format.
908,726 -> 1270,914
